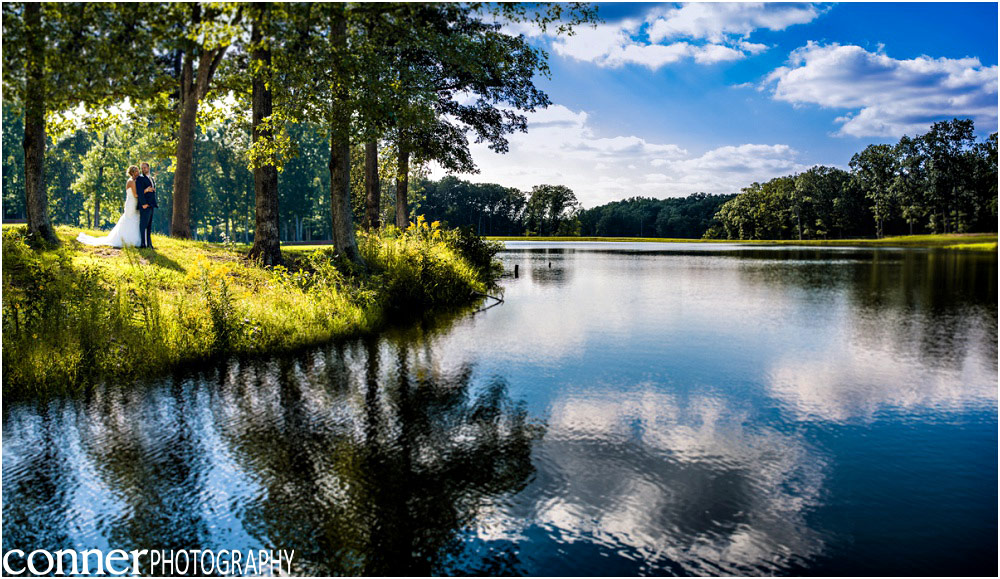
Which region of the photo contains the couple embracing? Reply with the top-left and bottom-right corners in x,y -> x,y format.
77,162 -> 158,249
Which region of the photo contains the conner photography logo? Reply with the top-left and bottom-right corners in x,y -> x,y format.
1,548 -> 294,577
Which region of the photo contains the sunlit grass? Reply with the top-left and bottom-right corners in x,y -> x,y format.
2,224 -> 498,397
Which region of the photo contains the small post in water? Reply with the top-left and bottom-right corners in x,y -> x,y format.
514,264 -> 519,278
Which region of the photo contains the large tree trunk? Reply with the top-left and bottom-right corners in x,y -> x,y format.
246,8 -> 282,266
328,9 -> 362,264
23,3 -> 58,245
170,7 -> 230,239
364,140 -> 380,230
171,55 -> 198,238
395,146 -> 409,228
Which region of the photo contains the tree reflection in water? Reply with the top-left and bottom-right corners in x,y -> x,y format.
210,324 -> 541,575
2,311 -> 540,575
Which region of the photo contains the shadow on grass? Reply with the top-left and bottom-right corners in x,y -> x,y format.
141,249 -> 186,273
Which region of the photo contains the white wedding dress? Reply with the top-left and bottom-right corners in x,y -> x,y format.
77,185 -> 141,248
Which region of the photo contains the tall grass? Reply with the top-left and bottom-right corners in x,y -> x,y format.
2,222 -> 501,397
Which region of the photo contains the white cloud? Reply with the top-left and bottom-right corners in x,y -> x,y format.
551,3 -> 820,70
429,104 -> 808,207
765,42 -> 999,137
473,388 -> 827,574
693,43 -> 746,64
647,3 -> 822,43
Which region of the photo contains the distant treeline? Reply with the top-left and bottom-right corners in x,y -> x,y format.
578,193 -> 734,238
709,119 -> 997,240
415,177 -> 734,238
418,118 -> 996,240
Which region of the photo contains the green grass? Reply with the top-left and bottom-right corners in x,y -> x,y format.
2,224 -> 501,397
488,233 -> 998,250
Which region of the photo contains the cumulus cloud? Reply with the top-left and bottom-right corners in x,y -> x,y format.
646,3 -> 822,43
764,42 -> 999,137
472,388 -> 827,574
429,104 -> 808,207
550,3 -> 819,70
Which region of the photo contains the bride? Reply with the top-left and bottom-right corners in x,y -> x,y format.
77,165 -> 142,248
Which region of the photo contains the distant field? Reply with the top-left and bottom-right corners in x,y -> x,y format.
486,234 -> 999,250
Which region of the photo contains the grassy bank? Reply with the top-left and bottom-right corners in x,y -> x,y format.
2,222 -> 502,397
488,233 -> 998,251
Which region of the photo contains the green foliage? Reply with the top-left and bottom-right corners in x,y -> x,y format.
418,176 -> 527,236
579,193 -> 734,238
2,104 -> 25,218
2,222 -> 500,396
850,144 -> 898,238
712,119 -> 997,240
524,184 -> 580,236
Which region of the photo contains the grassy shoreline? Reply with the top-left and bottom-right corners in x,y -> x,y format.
2,224 -> 502,397
486,233 -> 998,250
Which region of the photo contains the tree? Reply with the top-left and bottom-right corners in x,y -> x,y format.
272,3 -> 365,262
363,141 -> 381,229
380,3 -> 596,229
918,118 -> 976,233
147,3 -> 243,239
245,3 -> 282,265
970,132 -> 998,230
2,105 -> 26,219
892,135 -> 927,235
2,3 -> 145,244
525,184 -> 579,236
850,144 -> 898,238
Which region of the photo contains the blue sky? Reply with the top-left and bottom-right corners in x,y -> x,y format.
433,2 -> 999,208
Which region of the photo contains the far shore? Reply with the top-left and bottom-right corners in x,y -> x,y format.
484,233 -> 998,251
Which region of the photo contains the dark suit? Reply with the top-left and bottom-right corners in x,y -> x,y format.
135,173 -> 158,248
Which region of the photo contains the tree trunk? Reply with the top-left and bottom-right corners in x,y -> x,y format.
22,3 -> 58,245
364,140 -> 380,230
396,146 -> 409,228
170,9 -> 229,239
93,171 -> 103,228
328,9 -> 362,264
246,7 -> 282,266
330,131 -> 362,263
171,54 -> 198,238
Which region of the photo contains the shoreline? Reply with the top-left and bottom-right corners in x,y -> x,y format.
484,233 -> 998,250
2,225 -> 499,397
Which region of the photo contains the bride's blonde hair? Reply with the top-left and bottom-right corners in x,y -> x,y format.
126,165 -> 140,178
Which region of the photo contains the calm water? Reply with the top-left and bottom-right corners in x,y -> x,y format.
3,242 -> 997,576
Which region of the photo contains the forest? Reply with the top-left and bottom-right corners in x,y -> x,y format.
2,2 -> 597,265
1,4 -> 995,248
4,107 -> 995,242
709,119 -> 997,240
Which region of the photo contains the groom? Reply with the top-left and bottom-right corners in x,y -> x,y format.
136,162 -> 158,249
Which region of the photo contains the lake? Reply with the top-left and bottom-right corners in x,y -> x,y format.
3,242 -> 997,575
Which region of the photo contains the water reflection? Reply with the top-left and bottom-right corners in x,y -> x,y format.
3,324 -> 541,575
468,388 -> 827,575
210,336 -> 540,575
3,244 -> 996,576
759,251 -> 998,422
